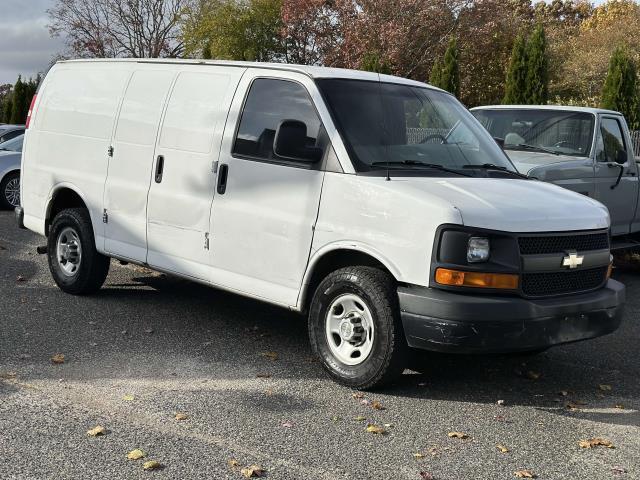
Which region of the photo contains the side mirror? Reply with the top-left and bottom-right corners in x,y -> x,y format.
274,119 -> 323,163
616,149 -> 627,165
493,137 -> 505,149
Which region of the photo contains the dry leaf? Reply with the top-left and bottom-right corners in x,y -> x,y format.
599,384 -> 612,391
352,392 -> 365,399
427,446 -> 438,456
579,438 -> 614,449
260,351 -> 278,361
127,449 -> 146,460
371,400 -> 385,410
355,416 -> 367,422
142,460 -> 162,470
16,275 -> 26,282
51,353 -> 65,364
87,425 -> 106,437
123,394 -> 135,401
612,466 -> 627,475
419,472 -> 434,480
496,444 -> 509,453
240,465 -> 265,478
366,424 -> 386,434
447,432 -> 469,439
175,413 -> 188,421
281,421 -> 294,428
256,373 -> 271,378
413,452 -> 425,459
228,459 -> 240,468
514,470 -> 536,478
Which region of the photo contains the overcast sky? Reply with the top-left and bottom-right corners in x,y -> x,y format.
0,0 -> 63,85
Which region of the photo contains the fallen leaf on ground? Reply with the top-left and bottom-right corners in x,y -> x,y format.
496,444 -> 509,453
514,470 -> 536,478
16,275 -> 26,282
51,353 -> 65,364
228,459 -> 240,468
89,342 -> 98,347
142,460 -> 162,470
122,394 -> 135,401
579,438 -> 614,449
175,413 -> 188,421
383,423 -> 393,428
144,329 -> 154,334
360,399 -> 370,406
264,389 -> 273,396
355,416 -> 367,422
612,466 -> 627,475
447,432 -> 469,439
127,449 -> 146,460
599,384 -> 612,391
87,426 -> 106,437
240,465 -> 266,478
256,373 -> 271,378
371,400 -> 385,410
497,399 -> 505,406
352,392 -> 365,399
281,421 -> 294,428
0,371 -> 17,379
419,472 -> 434,480
427,446 -> 438,456
366,424 -> 386,434
413,452 -> 425,459
526,371 -> 541,380
260,351 -> 278,361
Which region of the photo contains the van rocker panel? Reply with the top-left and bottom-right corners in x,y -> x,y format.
398,279 -> 625,353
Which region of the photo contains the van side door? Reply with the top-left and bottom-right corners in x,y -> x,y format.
208,70 -> 329,306
593,114 -> 640,235
146,66 -> 245,279
103,68 -> 175,262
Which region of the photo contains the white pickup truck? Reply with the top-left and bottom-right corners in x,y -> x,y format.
16,60 -> 624,388
472,105 -> 640,245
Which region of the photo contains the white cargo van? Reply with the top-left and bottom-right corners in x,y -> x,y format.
16,59 -> 624,388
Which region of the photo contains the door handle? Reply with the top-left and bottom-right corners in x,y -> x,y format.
155,155 -> 164,183
217,163 -> 228,194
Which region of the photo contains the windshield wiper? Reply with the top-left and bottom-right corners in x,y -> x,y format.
462,163 -> 531,180
370,160 -> 472,177
506,143 -> 559,156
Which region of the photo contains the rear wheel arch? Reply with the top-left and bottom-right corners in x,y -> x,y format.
300,246 -> 399,312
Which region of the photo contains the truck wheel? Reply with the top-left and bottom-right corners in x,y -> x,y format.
0,171 -> 20,209
47,208 -> 110,295
308,266 -> 407,389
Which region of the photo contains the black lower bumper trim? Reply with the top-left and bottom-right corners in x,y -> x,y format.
399,279 -> 625,353
14,206 -> 25,229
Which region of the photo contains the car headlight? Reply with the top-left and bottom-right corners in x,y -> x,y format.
467,237 -> 490,263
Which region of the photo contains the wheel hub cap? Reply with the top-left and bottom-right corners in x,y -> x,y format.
5,178 -> 20,207
56,227 -> 82,277
325,294 -> 375,366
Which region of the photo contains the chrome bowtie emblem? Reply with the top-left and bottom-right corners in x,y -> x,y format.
562,251 -> 584,269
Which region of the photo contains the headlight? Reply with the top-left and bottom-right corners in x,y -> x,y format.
467,237 -> 490,263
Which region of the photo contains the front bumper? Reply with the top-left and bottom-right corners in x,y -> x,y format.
399,279 -> 625,353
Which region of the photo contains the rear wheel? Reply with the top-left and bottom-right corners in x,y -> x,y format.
47,208 -> 110,295
308,266 -> 407,389
0,171 -> 20,209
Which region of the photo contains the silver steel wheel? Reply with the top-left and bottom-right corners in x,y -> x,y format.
56,227 -> 82,277
4,177 -> 20,207
325,294 -> 375,366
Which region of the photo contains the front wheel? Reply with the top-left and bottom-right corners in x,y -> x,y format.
47,208 -> 110,295
308,266 -> 407,389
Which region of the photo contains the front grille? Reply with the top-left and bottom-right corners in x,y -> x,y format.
521,266 -> 608,297
518,232 -> 609,255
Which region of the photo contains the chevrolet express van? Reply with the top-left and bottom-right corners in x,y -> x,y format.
16,60 -> 625,388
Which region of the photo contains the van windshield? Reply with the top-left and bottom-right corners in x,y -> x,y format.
472,109 -> 595,157
316,79 -> 515,175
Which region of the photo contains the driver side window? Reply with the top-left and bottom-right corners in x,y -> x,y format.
596,117 -> 626,163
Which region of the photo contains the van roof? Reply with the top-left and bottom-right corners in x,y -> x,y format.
57,58 -> 440,91
470,104 -> 622,116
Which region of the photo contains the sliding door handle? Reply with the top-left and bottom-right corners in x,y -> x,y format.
217,163 -> 229,194
155,155 -> 164,183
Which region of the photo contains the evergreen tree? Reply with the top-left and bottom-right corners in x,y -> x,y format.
429,59 -> 442,88
525,24 -> 548,104
360,51 -> 392,74
2,92 -> 12,123
10,76 -> 27,124
440,37 -> 460,97
601,47 -> 639,129
503,33 -> 528,104
202,42 -> 213,59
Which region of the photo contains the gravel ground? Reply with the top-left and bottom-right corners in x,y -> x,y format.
0,210 -> 638,480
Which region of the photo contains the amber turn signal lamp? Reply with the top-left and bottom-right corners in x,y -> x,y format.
606,262 -> 613,279
435,268 -> 519,290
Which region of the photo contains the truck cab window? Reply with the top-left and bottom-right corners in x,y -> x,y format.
597,117 -> 626,163
233,78 -> 323,162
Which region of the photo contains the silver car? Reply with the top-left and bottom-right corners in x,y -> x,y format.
0,124 -> 25,144
0,134 -> 23,209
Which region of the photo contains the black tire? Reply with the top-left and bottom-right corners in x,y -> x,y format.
47,208 -> 110,295
308,266 -> 408,389
0,171 -> 20,209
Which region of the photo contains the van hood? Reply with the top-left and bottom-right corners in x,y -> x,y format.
505,149 -> 586,175
392,176 -> 609,232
